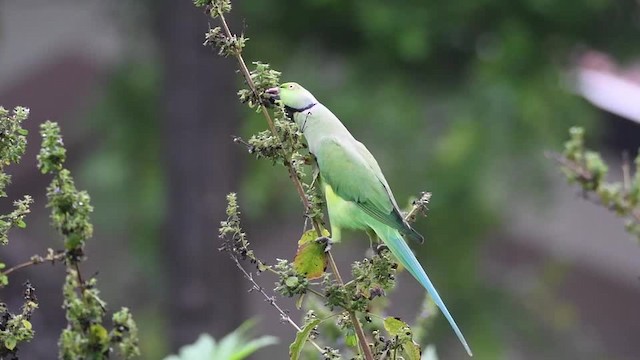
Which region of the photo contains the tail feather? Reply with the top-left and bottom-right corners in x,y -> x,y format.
402,226 -> 424,244
377,226 -> 472,357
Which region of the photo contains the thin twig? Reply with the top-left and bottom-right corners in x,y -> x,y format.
546,151 -> 640,224
231,135 -> 255,153
74,262 -> 86,294
230,254 -> 324,354
1,249 -> 65,277
216,10 -> 373,360
544,151 -> 593,180
404,192 -> 431,224
306,287 -> 325,298
218,14 -> 277,136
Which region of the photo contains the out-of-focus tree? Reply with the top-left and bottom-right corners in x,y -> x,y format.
157,0 -> 245,352
85,0 -> 247,356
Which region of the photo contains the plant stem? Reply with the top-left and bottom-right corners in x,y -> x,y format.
1,250 -> 65,277
546,151 -> 640,224
74,262 -> 87,295
218,14 -> 277,136
306,287 -> 325,298
231,254 -> 324,354
404,192 -> 431,224
216,10 -> 374,360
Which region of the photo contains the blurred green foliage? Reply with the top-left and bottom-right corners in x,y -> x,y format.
0,107 -> 36,357
163,321 -> 277,360
88,0 -> 640,358
81,63 -> 165,272
554,127 -> 640,238
80,63 -> 166,359
229,0 -> 639,357
0,107 -> 31,249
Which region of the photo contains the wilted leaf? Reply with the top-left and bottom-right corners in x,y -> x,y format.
293,229 -> 329,279
289,318 -> 321,360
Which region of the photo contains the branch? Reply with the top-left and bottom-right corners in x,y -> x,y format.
1,249 -> 65,277
213,8 -> 373,359
545,151 -> 593,181
546,150 -> 640,224
229,254 -> 324,354
404,192 -> 432,224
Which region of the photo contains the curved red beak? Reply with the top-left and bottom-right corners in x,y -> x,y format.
265,87 -> 280,100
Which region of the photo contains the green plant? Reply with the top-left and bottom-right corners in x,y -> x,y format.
163,321 -> 277,360
0,107 -> 140,359
549,127 -> 640,239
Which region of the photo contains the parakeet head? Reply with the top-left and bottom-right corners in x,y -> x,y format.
266,82 -> 317,111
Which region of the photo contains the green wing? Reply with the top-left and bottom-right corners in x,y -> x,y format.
314,136 -> 407,233
352,140 -> 403,210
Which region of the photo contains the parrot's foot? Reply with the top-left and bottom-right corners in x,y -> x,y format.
375,244 -> 389,255
315,236 -> 333,253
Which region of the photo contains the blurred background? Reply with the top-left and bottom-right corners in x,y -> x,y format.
1,0 -> 640,359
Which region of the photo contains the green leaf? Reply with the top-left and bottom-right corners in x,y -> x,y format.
164,334 -> 216,360
230,335 -> 278,360
90,324 -> 109,342
383,317 -> 408,337
345,328 -> 357,348
403,340 -> 421,360
384,317 -> 422,359
293,229 -> 329,280
4,337 -> 16,350
16,220 -> 26,228
163,320 -> 277,360
289,318 -> 321,360
285,276 -> 299,288
21,320 -> 32,330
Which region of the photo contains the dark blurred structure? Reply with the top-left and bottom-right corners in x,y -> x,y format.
158,0 -> 244,349
1,0 -> 640,359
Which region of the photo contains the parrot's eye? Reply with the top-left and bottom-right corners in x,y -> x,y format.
288,84 -> 294,89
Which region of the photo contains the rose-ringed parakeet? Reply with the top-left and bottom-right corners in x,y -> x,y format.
266,82 -> 472,356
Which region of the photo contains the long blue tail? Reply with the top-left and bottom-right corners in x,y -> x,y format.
377,226 -> 473,357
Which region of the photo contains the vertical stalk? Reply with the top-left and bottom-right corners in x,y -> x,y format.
216,10 -> 374,360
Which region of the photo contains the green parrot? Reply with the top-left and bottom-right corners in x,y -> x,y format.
266,82 -> 472,357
